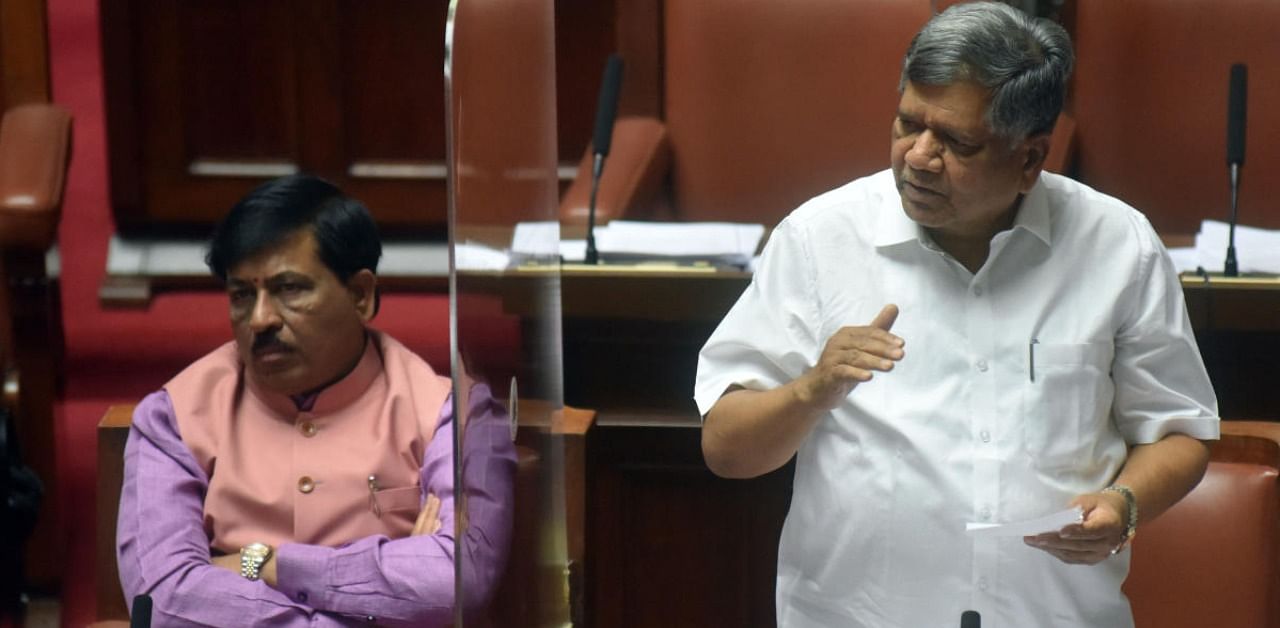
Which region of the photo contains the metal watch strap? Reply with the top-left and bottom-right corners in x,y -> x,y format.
240,542 -> 272,581
1102,484 -> 1138,546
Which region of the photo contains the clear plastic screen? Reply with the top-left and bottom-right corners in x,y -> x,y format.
444,0 -> 568,625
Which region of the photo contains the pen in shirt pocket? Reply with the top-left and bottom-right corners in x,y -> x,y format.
1029,338 -> 1039,382
368,474 -> 383,518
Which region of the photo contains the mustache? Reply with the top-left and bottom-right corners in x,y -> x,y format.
901,177 -> 942,195
251,332 -> 292,354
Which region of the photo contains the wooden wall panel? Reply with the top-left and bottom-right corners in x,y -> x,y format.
341,1 -> 445,164
587,424 -> 789,628
102,0 -> 628,238
103,0 -> 454,237
553,0 -> 616,162
335,0 -> 448,232
175,1 -> 300,162
0,0 -> 52,110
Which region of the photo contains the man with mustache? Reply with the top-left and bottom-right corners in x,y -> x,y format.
695,3 -> 1217,627
116,175 -> 514,626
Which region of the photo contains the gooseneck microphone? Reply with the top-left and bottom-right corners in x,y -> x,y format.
584,54 -> 624,265
131,594 -> 153,628
1224,63 -> 1247,276
961,610 -> 981,628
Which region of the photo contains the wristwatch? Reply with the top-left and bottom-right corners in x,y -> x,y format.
240,542 -> 273,581
1102,484 -> 1138,553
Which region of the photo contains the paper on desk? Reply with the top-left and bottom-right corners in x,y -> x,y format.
1166,247 -> 1200,274
514,220 -> 766,267
595,221 -> 765,264
559,239 -> 587,263
511,221 -> 562,258
1194,219 -> 1280,274
965,506 -> 1083,538
455,241 -> 511,271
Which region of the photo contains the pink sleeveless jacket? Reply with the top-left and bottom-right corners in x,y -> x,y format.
164,330 -> 451,554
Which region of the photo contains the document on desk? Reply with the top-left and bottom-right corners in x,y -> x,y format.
965,506 -> 1083,538
595,221 -> 766,266
514,220 -> 766,266
1194,219 -> 1280,273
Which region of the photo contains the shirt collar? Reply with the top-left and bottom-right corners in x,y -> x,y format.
1011,175 -> 1051,246
873,175 -> 1052,249
873,192 -> 924,248
247,333 -> 382,418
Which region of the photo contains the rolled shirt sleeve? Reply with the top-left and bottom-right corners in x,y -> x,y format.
1111,214 -> 1220,443
695,218 -> 823,417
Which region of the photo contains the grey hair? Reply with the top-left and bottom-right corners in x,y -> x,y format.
899,1 -> 1074,141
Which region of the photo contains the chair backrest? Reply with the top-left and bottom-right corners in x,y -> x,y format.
1072,0 -> 1280,234
662,0 -> 932,223
1123,421 -> 1280,627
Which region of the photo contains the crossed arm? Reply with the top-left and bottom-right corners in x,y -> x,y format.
117,389 -> 515,627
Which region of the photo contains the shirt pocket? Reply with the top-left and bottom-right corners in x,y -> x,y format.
373,484 -> 422,515
1022,342 -> 1115,470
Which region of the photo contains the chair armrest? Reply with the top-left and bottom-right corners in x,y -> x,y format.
97,405 -> 135,622
1213,421 -> 1280,468
1044,111 -> 1076,176
0,103 -> 72,250
560,116 -> 670,224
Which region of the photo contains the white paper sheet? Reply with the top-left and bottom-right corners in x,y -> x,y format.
1194,219 -> 1280,274
510,221 -> 562,258
964,506 -> 1084,538
1165,246 -> 1201,274
455,241 -> 511,271
594,220 -> 765,263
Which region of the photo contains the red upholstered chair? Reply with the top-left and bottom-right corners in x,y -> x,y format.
560,0 -> 1076,227
1123,421 -> 1280,628
0,0 -> 73,590
1072,0 -> 1280,235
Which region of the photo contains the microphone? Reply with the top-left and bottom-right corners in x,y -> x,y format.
961,610 -> 981,628
1224,63 -> 1247,276
584,54 -> 625,265
130,594 -> 152,628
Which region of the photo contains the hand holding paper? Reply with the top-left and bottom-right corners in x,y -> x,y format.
965,506 -> 1084,539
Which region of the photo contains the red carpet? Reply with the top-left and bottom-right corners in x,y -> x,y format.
44,1 -> 505,625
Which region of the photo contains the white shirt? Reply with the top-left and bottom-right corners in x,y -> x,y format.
694,169 -> 1219,628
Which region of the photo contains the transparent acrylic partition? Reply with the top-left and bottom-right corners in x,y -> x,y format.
444,0 -> 568,626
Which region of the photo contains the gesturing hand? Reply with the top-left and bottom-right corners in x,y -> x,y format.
795,304 -> 904,411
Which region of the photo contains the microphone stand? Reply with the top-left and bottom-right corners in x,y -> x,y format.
1225,162 -> 1240,276
585,153 -> 604,265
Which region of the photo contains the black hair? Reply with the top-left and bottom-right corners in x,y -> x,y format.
206,174 -> 382,309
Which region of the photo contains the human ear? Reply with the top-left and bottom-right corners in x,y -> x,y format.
1019,133 -> 1051,192
347,269 -> 378,321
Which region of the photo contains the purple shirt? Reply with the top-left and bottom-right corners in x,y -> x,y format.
117,384 -> 515,627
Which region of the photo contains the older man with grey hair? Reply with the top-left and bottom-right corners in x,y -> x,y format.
695,2 -> 1218,626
